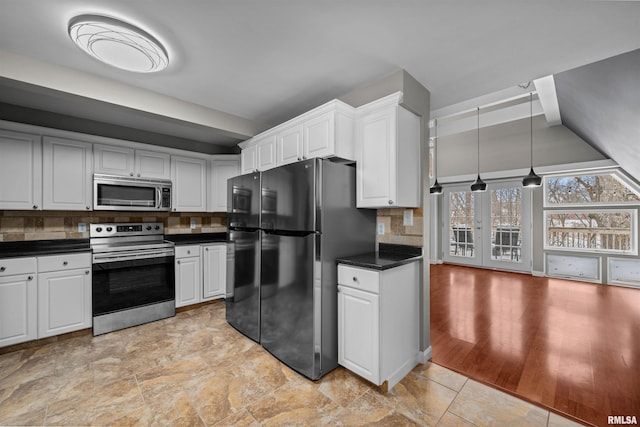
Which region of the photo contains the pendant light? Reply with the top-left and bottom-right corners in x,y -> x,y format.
471,107 -> 487,192
522,92 -> 542,187
429,118 -> 443,195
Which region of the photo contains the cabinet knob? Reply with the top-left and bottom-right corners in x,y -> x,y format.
187,250 -> 191,255
85,270 -> 90,275
63,261 -> 68,266
28,275 -> 33,281
86,206 -> 91,210
137,173 -> 141,177
129,172 -> 134,176
205,248 -> 209,251
302,156 -> 307,160
0,266 -> 5,272
388,200 -> 393,205
177,260 -> 181,264
297,157 -> 302,161
33,205 -> 38,209
352,276 -> 358,282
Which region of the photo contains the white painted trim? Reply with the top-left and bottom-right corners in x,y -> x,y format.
418,346 -> 432,364
532,270 -> 545,277
431,86 -> 532,120
534,75 -> 562,126
439,159 -> 618,184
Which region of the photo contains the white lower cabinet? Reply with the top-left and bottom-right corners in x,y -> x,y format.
37,253 -> 92,338
175,246 -> 202,308
0,258 -> 37,347
338,261 -> 420,391
175,242 -> 227,308
202,244 -> 227,300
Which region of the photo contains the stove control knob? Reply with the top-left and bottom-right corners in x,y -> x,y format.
96,227 -> 102,233
146,226 -> 152,230
155,225 -> 161,230
106,227 -> 113,232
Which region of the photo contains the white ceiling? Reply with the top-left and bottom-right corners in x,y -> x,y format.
1,0 -> 640,149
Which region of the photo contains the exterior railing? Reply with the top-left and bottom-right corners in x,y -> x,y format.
547,227 -> 631,251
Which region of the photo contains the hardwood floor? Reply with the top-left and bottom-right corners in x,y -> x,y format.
430,264 -> 640,427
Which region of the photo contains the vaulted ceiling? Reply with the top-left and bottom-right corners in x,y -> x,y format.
0,1 -> 639,160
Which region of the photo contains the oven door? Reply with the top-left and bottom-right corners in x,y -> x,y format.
92,253 -> 175,317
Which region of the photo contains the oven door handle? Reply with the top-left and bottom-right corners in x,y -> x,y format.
93,249 -> 175,264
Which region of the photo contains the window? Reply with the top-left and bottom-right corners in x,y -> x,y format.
543,170 -> 640,255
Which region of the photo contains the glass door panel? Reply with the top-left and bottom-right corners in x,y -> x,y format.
443,185 -> 482,266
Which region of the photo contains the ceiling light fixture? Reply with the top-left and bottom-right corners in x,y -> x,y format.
470,107 -> 487,192
429,118 -> 443,195
522,92 -> 543,187
68,14 -> 169,73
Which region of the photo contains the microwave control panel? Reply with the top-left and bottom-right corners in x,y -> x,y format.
161,188 -> 171,208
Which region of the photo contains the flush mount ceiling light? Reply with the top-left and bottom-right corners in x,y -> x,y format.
470,107 -> 487,193
68,14 -> 169,73
522,92 -> 543,188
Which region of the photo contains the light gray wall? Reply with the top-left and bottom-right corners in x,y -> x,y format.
438,116 -> 606,178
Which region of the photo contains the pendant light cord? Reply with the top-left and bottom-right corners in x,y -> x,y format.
530,92 -> 533,169
477,107 -> 480,174
434,118 -> 438,176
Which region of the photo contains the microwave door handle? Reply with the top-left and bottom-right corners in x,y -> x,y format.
156,187 -> 162,209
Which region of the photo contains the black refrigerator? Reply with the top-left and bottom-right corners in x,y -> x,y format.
259,159 -> 376,380
226,171 -> 262,342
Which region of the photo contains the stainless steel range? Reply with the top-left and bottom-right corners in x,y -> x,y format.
90,222 -> 175,335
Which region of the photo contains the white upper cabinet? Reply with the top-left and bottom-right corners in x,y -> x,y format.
277,124 -> 304,166
0,130 -> 42,210
171,155 -> 207,212
209,157 -> 240,212
42,137 -> 93,211
356,92 -> 421,208
240,99 -> 355,171
94,144 -> 170,179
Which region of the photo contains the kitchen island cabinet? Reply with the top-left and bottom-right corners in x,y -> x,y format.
337,259 -> 420,391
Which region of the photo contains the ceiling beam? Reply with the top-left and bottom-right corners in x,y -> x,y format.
533,75 -> 562,126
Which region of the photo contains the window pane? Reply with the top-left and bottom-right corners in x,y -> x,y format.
491,188 -> 522,262
545,173 -> 640,205
449,191 -> 475,257
546,211 -> 633,252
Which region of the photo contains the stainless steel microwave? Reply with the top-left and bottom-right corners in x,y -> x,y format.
93,174 -> 172,211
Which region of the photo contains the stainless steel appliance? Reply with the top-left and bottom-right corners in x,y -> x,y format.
90,222 -> 175,335
227,159 -> 376,380
226,172 -> 262,342
93,174 -> 172,211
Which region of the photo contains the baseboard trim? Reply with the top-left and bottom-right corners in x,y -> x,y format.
418,346 -> 432,364
532,270 -> 545,277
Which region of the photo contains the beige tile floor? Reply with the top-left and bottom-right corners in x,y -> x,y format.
0,301 -> 586,426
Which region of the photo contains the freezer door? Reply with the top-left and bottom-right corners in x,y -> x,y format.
226,229 -> 261,342
260,159 -> 317,232
260,231 -> 321,379
227,172 -> 261,229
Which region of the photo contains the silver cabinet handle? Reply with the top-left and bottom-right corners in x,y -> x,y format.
0,266 -> 5,272
28,276 -> 33,281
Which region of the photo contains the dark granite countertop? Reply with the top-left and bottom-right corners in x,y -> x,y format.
0,239 -> 91,259
164,232 -> 228,245
336,243 -> 422,271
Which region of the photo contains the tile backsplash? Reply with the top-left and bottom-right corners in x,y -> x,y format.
376,207 -> 423,247
0,211 -> 227,241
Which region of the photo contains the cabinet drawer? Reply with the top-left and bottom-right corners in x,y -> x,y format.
175,245 -> 200,259
338,264 -> 380,294
38,253 -> 91,273
0,257 -> 37,277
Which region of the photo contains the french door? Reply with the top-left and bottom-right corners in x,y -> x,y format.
442,180 -> 531,272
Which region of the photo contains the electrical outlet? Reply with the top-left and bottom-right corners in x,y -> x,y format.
403,209 -> 413,226
190,219 -> 197,229
377,222 -> 385,235
78,222 -> 87,233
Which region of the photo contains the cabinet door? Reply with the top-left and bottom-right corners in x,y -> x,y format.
241,145 -> 257,174
0,274 -> 37,347
338,285 -> 379,384
171,156 -> 207,212
202,244 -> 227,300
94,144 -> 135,176
0,130 -> 42,210
304,111 -> 334,159
38,269 -> 91,338
257,136 -> 278,171
210,159 -> 239,212
277,124 -> 303,166
175,256 -> 201,307
42,137 -> 93,211
135,150 -> 170,179
357,106 -> 396,208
